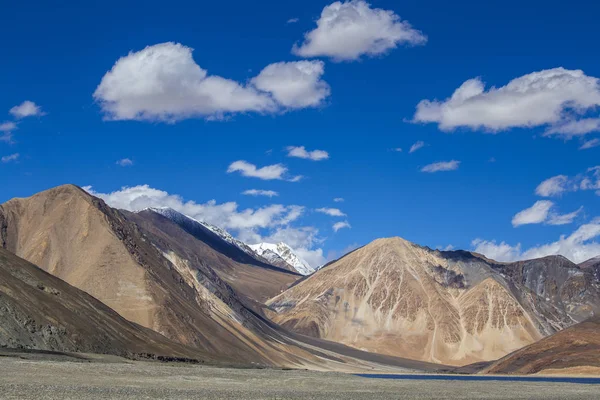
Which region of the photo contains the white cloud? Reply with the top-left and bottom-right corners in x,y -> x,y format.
333,197 -> 344,202
536,167 -> 600,197
421,160 -> 460,173
287,18 -> 299,24
242,189 -> 279,197
116,158 -> 133,167
545,118 -> 600,138
536,175 -> 571,197
472,239 -> 523,263
409,140 -> 426,153
392,147 -> 402,152
548,207 -> 583,226
286,146 -> 329,161
333,221 -> 351,232
84,184 -> 326,268
1,153 -> 19,163
473,218 -> 600,264
512,200 -> 553,227
0,122 -> 16,143
0,122 -> 17,132
414,68 -> 600,133
9,101 -> 44,119
512,200 -> 581,227
93,42 -> 330,122
580,138 -> 600,150
316,207 -> 346,217
251,61 -> 330,108
293,0 -> 426,61
227,160 -> 301,181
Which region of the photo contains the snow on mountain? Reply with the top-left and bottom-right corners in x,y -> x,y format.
145,207 -> 258,257
249,242 -> 315,276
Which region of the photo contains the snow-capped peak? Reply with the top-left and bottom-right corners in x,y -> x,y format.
144,207 -> 258,257
249,242 -> 315,275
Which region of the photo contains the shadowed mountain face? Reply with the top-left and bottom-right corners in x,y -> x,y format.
126,208 -> 299,307
0,185 -> 305,366
0,185 -> 446,372
0,247 -> 214,361
485,316 -> 600,376
267,238 -> 600,366
580,256 -> 600,281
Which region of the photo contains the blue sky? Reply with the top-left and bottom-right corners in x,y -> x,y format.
2,0 -> 600,266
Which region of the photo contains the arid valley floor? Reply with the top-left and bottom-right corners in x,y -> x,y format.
1,353 -> 599,400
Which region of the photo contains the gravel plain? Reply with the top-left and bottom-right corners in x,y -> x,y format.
1,356 -> 599,400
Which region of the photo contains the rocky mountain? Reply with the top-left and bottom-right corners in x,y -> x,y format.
250,242 -> 315,275
0,185 -> 441,372
484,316 -> 600,376
267,237 -> 600,366
147,207 -> 300,274
580,256 -> 600,281
0,247 -> 214,361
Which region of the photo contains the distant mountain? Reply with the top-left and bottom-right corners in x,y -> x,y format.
267,237 -> 600,366
484,316 -> 600,376
0,247 -> 213,362
580,256 -> 600,281
147,207 -> 299,274
250,242 -> 316,275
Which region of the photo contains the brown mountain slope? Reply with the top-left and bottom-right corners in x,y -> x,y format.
0,247 -> 215,361
267,237 -> 600,366
0,185 -> 302,365
0,185 -> 445,372
124,209 -> 297,308
484,316 -> 600,376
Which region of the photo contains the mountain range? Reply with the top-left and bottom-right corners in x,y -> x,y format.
1,184 -> 599,375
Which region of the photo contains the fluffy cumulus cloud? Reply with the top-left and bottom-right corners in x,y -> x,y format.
421,160 -> 460,173
93,42 -> 330,122
545,118 -> 600,138
536,167 -> 600,197
227,160 -> 302,181
316,207 -> 346,217
414,68 -> 600,134
409,140 -> 426,153
286,146 -> 329,161
333,221 -> 352,232
251,61 -> 330,108
116,158 -> 133,167
9,101 -> 44,119
1,153 -> 19,163
83,184 -> 326,267
473,218 -> 600,264
242,189 -> 279,197
292,0 -> 426,61
512,200 -> 582,227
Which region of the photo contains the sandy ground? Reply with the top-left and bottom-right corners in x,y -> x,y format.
0,357 -> 598,400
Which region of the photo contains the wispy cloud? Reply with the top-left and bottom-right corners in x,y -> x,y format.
421,160 -> 460,173
409,141 -> 426,153
512,200 -> 582,227
1,153 -> 19,163
536,167 -> 600,197
116,158 -> 134,167
287,18 -> 299,24
316,207 -> 346,217
242,189 -> 279,197
580,138 -> 600,150
333,197 -> 344,203
227,160 -> 301,181
333,221 -> 351,232
286,146 -> 329,161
